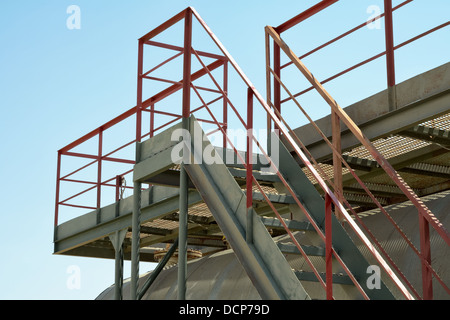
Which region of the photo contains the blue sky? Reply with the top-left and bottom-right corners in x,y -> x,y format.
0,0 -> 448,300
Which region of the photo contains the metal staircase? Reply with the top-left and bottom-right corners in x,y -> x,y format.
53,3 -> 450,300
133,115 -> 396,299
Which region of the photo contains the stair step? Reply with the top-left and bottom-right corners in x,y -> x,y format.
228,167 -> 281,183
294,270 -> 354,286
277,242 -> 326,257
261,217 -> 315,231
251,191 -> 296,204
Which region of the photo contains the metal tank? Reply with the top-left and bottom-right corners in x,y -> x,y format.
97,190 -> 450,300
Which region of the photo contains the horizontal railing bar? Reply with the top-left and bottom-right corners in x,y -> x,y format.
58,203 -> 97,210
281,21 -> 450,104
139,8 -> 187,43
280,0 -> 414,70
62,151 -> 135,165
59,59 -> 224,154
145,40 -> 227,61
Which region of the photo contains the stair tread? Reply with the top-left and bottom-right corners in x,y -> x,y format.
261,217 -> 315,231
277,242 -> 326,257
294,270 -> 354,286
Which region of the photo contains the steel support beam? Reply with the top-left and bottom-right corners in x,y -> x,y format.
138,237 -> 179,300
178,9 -> 192,301
109,229 -> 127,300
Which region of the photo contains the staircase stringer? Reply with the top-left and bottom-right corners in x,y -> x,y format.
184,117 -> 310,300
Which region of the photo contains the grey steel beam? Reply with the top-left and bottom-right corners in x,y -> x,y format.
178,163 -> 189,301
162,211 -> 215,225
184,117 -> 309,300
131,182 -> 142,300
109,229 -> 127,300
140,226 -> 173,236
54,187 -> 203,255
143,170 -> 196,188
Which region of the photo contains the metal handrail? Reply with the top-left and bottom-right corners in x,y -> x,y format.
190,6 -> 418,300
265,0 -> 450,300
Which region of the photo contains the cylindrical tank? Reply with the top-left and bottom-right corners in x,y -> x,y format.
97,191 -> 450,300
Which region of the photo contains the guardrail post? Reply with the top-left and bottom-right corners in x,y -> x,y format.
97,128 -> 103,210
150,104 -> 155,138
384,0 -> 397,111
131,36 -> 145,300
419,214 -> 433,299
325,193 -> 333,300
273,41 -> 281,132
223,61 -> 228,149
54,151 -> 62,227
178,8 -> 192,301
331,111 -> 343,220
136,39 -> 144,142
246,88 -> 254,244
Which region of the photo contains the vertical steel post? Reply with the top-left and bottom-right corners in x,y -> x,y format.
54,151 -> 62,227
246,88 -> 254,244
115,175 -> 122,203
384,0 -> 397,111
178,8 -> 192,301
136,39 -> 144,143
222,62 -> 228,149
97,128 -> 103,210
131,146 -> 141,300
325,193 -> 333,300
273,41 -> 281,130
331,111 -> 343,220
265,31 -> 272,154
419,214 -> 433,299
131,38 -> 145,300
150,104 -> 155,138
112,230 -> 125,300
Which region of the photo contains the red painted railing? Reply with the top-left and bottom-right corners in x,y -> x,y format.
266,0 -> 449,300
54,3 -> 448,300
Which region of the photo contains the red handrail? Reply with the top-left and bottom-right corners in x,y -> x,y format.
265,0 -> 449,300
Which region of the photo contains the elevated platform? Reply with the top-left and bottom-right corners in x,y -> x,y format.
54,63 -> 450,263
53,4 -> 449,300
